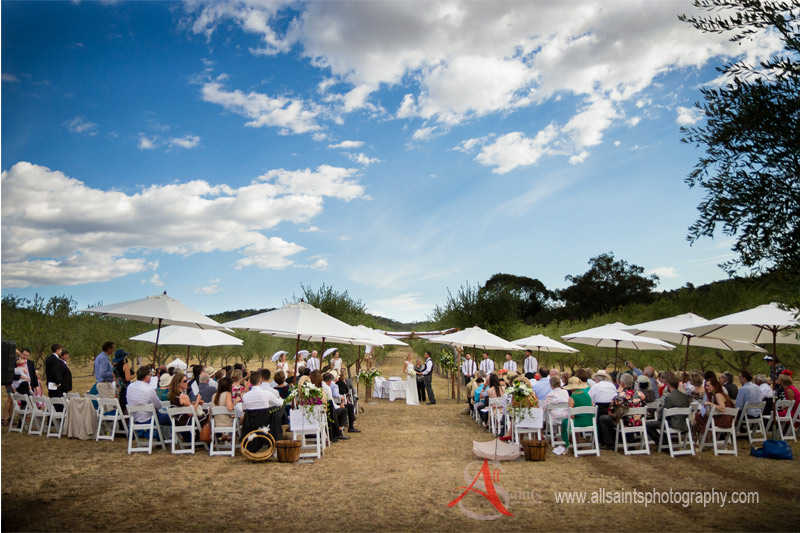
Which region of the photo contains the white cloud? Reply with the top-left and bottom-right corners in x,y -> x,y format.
328,140 -> 364,149
138,134 -> 157,150
372,293 -> 432,314
676,106 -> 704,125
473,126 -> 559,174
648,266 -> 678,279
614,140 -> 621,146
0,161 -> 367,287
347,153 -> 381,167
148,273 -> 165,286
411,126 -> 437,141
200,78 -> 321,135
311,132 -> 328,142
299,226 -> 320,233
168,134 -> 201,149
294,255 -> 328,270
2,73 -> 21,83
627,116 -> 641,127
195,279 -> 222,294
65,116 -> 98,135
569,150 -> 589,165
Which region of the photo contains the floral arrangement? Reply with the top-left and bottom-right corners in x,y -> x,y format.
506,380 -> 538,417
356,368 -> 383,386
285,381 -> 324,422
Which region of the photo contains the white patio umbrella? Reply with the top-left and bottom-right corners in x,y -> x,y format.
624,313 -> 765,373
129,325 -> 243,361
561,322 -> 674,371
223,302 -> 367,375
81,292 -> 229,365
428,326 -> 523,402
271,350 -> 287,362
512,334 -> 579,359
682,302 -> 800,358
354,325 -> 409,347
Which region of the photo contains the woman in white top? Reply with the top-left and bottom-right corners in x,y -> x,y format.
404,353 -> 419,405
332,351 -> 343,372
276,353 -> 289,374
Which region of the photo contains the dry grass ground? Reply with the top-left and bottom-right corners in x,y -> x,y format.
3,350 -> 800,532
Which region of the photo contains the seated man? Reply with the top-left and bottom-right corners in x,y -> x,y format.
327,372 -> 360,433
735,369 -> 763,423
646,372 -> 690,446
126,365 -> 170,426
260,368 -> 275,392
196,372 -> 216,404
240,371 -> 283,443
597,373 -> 645,450
321,372 -> 349,441
589,370 -> 617,417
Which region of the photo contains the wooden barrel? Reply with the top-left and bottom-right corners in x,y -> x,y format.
276,440 -> 302,463
522,438 -> 547,461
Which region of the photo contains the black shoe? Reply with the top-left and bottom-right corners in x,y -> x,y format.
426,401 -> 436,405
338,434 -> 351,440
348,427 -> 361,433
331,436 -> 340,442
600,444 -> 614,451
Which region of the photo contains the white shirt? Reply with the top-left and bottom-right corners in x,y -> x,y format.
307,357 -> 320,372
321,381 -> 334,402
242,384 -> 283,410
126,380 -> 163,423
260,382 -> 277,393
421,358 -> 433,376
523,356 -> 538,374
332,358 -> 342,371
461,359 -> 477,377
759,383 -> 773,399
589,381 -> 618,404
503,360 -> 517,372
479,358 -> 495,375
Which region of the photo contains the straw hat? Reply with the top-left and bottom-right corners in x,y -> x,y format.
330,369 -> 340,380
593,370 -> 611,382
563,376 -> 585,391
204,366 -> 216,375
159,373 -> 173,388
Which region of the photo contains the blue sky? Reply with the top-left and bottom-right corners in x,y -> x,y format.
1,1 -> 781,322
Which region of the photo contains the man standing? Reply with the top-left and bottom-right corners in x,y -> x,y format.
523,350 -> 538,378
461,354 -> 477,387
45,344 -> 64,398
94,341 -> 116,399
503,353 -> 517,373
764,355 -> 786,400
59,350 -> 73,396
421,351 -> 436,405
307,350 -> 320,372
479,353 -> 495,375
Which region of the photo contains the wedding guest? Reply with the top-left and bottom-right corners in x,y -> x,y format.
113,349 -> 134,413
212,377 -> 236,437
273,371 -> 290,399
231,369 -> 245,402
93,341 -> 114,399
543,376 -> 569,433
259,369 -> 275,392
480,374 -> 505,427
187,365 -> 204,400
764,355 -> 786,400
735,370 -> 763,421
532,367 -> 553,400
127,365 -> 170,426
320,372 -> 349,441
523,350 -> 538,378
307,350 -> 320,372
646,372 -> 690,446
168,372 -> 207,427
205,367 -> 217,387
479,353 -> 495,375
598,373 -> 646,450
276,353 -> 289,375
721,371 -> 738,400
563,376 -> 593,446
777,373 -> 799,421
755,374 -> 773,415
327,372 -> 359,433
637,375 -> 656,403
331,351 -> 343,373
156,373 -> 172,401
503,353 -> 517,373
197,372 -> 217,403
573,369 -> 590,392
693,377 -> 734,437
462,353 -> 477,387
414,358 -> 426,402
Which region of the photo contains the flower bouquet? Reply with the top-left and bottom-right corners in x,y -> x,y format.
286,381 -> 324,423
507,380 -> 538,416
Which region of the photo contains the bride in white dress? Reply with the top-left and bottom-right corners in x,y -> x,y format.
404,353 -> 420,405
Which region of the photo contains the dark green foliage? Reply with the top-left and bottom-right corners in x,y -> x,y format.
430,282 -> 524,340
482,273 -> 554,324
679,0 -> 800,274
555,253 -> 659,320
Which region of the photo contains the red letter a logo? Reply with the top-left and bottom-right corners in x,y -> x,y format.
448,459 -> 513,516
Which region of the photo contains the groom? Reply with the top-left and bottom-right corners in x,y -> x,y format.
421,351 -> 436,405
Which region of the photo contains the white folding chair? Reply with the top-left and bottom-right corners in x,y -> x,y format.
317,405 -> 331,450
46,397 -> 67,438
209,406 -> 238,457
28,396 -> 49,436
488,397 -> 505,436
735,402 -> 767,444
698,406 -> 739,455
568,405 -> 600,457
127,404 -> 167,454
657,407 -> 695,457
546,402 -> 568,447
775,399 -> 797,441
513,407 -> 544,444
646,401 -> 660,420
290,408 -> 322,459
9,393 -> 32,433
614,407 -> 650,455
96,398 -> 129,442
167,406 -> 204,454
64,392 -> 80,400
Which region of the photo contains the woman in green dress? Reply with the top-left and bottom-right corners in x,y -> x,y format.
562,375 -> 593,446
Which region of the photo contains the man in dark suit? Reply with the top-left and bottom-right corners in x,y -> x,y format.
421,351 -> 436,405
45,344 -> 64,398
59,350 -> 73,394
646,372 -> 691,445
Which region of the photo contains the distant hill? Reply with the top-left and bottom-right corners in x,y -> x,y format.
208,308 -> 276,323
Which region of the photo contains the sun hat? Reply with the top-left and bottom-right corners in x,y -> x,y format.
593,370 -> 612,381
763,355 -> 775,361
506,371 -> 518,380
563,376 -> 585,391
159,373 -> 173,388
112,349 -> 128,363
637,374 -> 650,385
204,366 -> 216,375
330,369 -> 339,380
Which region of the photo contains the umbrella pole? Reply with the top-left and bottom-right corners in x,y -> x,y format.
537,347 -> 541,371
151,318 -> 163,367
682,336 -> 691,375
771,327 -> 779,439
187,345 -> 190,364
294,335 -> 300,378
614,342 -> 619,372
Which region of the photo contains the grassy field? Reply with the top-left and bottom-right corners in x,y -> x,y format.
3,350 -> 799,532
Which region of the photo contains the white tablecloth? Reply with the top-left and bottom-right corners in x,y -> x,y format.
376,378 -> 407,401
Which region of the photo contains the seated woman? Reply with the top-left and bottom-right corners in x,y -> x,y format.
167,372 -> 207,428
479,374 -> 505,428
777,373 -> 799,423
156,373 -> 172,402
693,377 -> 734,436
273,371 -> 290,399
543,376 -> 570,431
573,369 -> 591,392
231,369 -> 245,402
212,377 -> 235,440
563,376 -> 594,447
638,375 -> 656,403
12,358 -> 32,396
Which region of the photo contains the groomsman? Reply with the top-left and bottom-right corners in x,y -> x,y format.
479,353 -> 495,375
503,353 -> 517,373
461,353 -> 477,387
523,350 -> 538,378
307,350 -> 320,372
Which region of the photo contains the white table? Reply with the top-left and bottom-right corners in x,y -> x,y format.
376,378 -> 407,401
